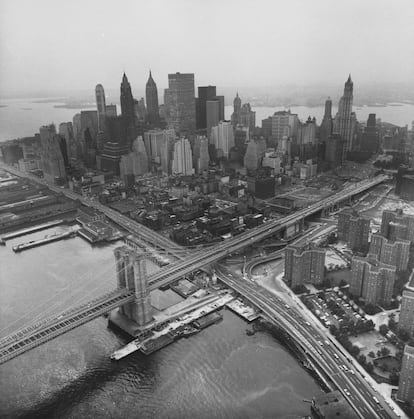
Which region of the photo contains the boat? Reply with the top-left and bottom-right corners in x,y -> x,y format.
180,326 -> 200,338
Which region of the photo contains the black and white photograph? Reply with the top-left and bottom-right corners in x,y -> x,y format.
1,1 -> 414,418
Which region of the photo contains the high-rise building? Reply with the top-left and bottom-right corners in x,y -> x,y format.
145,71 -> 159,124
39,124 -> 66,183
239,103 -> 256,132
172,138 -> 194,176
397,345 -> 414,404
337,209 -> 370,253
192,135 -> 209,173
380,209 -> 414,243
325,133 -> 346,168
244,140 -> 262,172
231,93 -> 242,126
350,256 -> 396,306
99,141 -> 129,175
267,110 -> 299,143
134,98 -> 147,123
360,114 -> 379,154
197,86 -> 216,129
399,271 -> 414,337
95,84 -> 106,132
120,136 -> 149,184
120,72 -> 136,129
206,100 -> 220,136
334,75 -> 354,153
396,167 -> 414,201
143,128 -> 176,174
165,72 -> 196,135
105,104 -> 117,117
319,98 -> 333,142
285,244 -> 326,288
58,122 -> 76,161
369,233 -> 410,271
210,121 -> 235,159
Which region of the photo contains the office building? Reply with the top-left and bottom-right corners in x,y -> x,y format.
239,103 -> 256,132
231,93 -> 242,126
105,104 -> 117,117
210,121 -> 235,159
95,84 -> 106,132
381,209 -> 414,243
334,75 -> 354,153
266,110 -> 299,143
285,244 -> 326,288
369,233 -> 410,271
360,114 -> 379,154
120,72 -> 136,129
165,72 -> 196,135
39,124 -> 66,183
397,345 -> 414,404
145,71 -> 159,124
337,209 -> 370,253
196,86 -> 221,130
399,271 -> 414,337
298,117 -> 317,145
396,167 -> 414,201
120,136 -> 149,184
192,135 -> 209,173
58,122 -> 77,160
206,100 -> 220,136
319,98 -> 333,142
325,133 -> 345,168
350,256 -> 396,306
99,141 -> 129,175
244,139 -> 262,172
172,138 -> 194,176
143,128 -> 176,174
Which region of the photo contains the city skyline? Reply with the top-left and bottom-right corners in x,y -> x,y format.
1,0 -> 414,96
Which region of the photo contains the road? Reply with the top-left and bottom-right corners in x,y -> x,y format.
215,265 -> 399,419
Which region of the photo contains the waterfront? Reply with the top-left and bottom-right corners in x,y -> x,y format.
0,225 -> 323,418
1,96 -> 414,142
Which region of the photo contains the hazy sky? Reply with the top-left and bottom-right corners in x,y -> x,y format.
1,0 -> 414,95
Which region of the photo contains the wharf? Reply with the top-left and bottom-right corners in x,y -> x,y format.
12,230 -> 76,252
1,219 -> 65,241
226,299 -> 260,322
110,292 -> 234,360
193,312 -> 222,329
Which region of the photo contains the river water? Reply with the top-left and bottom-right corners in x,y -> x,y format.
0,225 -> 323,418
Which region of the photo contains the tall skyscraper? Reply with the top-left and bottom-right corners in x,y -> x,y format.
197,86 -> 216,129
360,114 -> 379,154
206,100 -> 220,136
120,72 -> 136,129
172,137 -> 194,176
210,121 -> 235,159
319,98 -> 333,141
231,93 -> 242,126
39,124 -> 66,183
165,72 -> 196,135
193,135 -> 209,173
335,75 -> 354,153
397,345 -> 414,404
337,209 -> 370,253
399,271 -> 414,337
95,84 -> 106,132
145,71 -> 159,124
143,128 -> 176,174
285,244 -> 326,288
120,136 -> 149,184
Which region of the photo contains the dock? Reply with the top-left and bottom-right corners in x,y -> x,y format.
226,299 -> 260,322
12,230 -> 77,252
1,219 -> 65,241
110,292 -> 234,360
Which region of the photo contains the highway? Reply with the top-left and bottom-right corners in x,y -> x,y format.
215,265 -> 398,419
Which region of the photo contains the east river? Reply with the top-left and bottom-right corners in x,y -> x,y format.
0,225 -> 324,418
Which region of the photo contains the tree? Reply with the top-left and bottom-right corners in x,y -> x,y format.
388,317 -> 397,331
350,345 -> 361,357
389,372 -> 399,386
365,362 -> 374,374
398,328 -> 410,342
379,324 -> 389,336
380,347 -> 390,357
358,354 -> 366,366
368,351 -> 376,358
330,325 -> 338,336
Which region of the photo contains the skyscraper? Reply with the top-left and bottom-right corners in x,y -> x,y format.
285,244 -> 326,288
319,98 -> 333,142
197,86 -> 217,129
145,71 -> 159,124
95,84 -> 106,132
143,128 -> 176,174
39,124 -> 66,183
399,271 -> 414,337
369,233 -> 410,271
206,100 -> 220,136
192,135 -> 209,173
172,137 -> 194,176
231,93 -> 242,126
210,121 -> 235,159
337,209 -> 370,253
120,72 -> 136,129
165,72 -> 196,135
397,345 -> 414,404
335,75 -> 354,153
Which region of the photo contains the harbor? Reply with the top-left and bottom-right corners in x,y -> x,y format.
1,219 -> 66,241
110,292 -> 233,360
12,229 -> 77,252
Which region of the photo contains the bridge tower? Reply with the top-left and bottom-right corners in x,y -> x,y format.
114,246 -> 153,326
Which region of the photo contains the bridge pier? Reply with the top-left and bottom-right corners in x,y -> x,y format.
114,247 -> 152,327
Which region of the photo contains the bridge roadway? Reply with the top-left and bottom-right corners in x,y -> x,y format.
215,265 -> 397,419
0,174 -> 387,365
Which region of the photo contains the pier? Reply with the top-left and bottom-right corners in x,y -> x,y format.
12,230 -> 77,252
1,219 -> 65,241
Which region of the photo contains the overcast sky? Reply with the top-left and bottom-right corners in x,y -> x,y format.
1,0 -> 414,96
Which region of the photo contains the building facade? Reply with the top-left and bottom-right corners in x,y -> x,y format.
334,75 -> 354,153
369,233 -> 410,271
145,71 -> 159,124
337,209 -> 370,253
95,84 -> 106,132
397,345 -> 414,404
399,271 -> 414,337
172,138 -> 194,176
